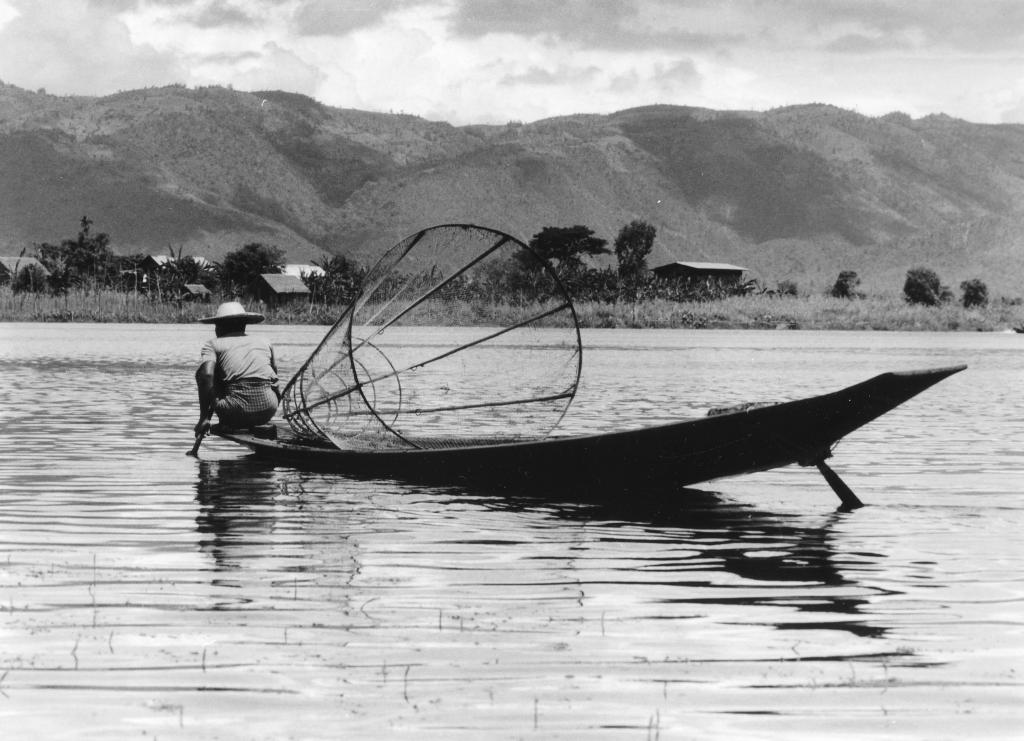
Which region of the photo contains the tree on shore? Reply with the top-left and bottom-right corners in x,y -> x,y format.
903,267 -> 951,306
218,242 -> 284,295
37,216 -> 115,293
830,270 -> 863,299
776,280 -> 799,296
960,278 -> 988,308
305,255 -> 364,305
11,262 -> 48,293
614,220 -> 656,281
522,225 -> 609,274
142,246 -> 219,299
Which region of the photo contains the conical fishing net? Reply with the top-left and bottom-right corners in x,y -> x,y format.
281,224 -> 582,449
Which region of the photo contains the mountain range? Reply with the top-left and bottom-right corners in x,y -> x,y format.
2,81 -> 1024,294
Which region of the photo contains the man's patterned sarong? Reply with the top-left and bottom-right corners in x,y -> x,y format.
215,379 -> 279,429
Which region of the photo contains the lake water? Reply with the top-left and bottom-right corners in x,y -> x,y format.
0,323 -> 1021,739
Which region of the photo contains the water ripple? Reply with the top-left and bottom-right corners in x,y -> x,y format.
0,325 -> 1021,738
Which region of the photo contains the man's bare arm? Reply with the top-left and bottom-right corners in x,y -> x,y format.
195,360 -> 217,434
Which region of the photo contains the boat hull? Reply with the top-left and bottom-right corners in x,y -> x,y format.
214,366 -> 964,492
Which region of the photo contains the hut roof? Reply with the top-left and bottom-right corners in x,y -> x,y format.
258,273 -> 310,295
0,256 -> 50,277
653,261 -> 747,274
651,258 -> 749,276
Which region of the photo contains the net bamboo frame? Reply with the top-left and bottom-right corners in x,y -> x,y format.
281,224 -> 582,450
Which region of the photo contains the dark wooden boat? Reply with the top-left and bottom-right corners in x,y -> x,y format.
202,226 -> 966,507
215,364 -> 965,507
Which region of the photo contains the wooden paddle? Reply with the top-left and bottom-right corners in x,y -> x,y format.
188,428 -> 207,457
188,403 -> 216,457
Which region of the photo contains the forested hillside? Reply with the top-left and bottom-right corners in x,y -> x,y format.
3,82 -> 1024,293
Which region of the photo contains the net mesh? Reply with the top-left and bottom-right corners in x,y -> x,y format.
281,224 -> 582,449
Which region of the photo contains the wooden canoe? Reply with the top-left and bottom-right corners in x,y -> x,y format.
213,364 -> 965,507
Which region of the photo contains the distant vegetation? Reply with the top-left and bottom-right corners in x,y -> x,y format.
903,267 -> 954,306
1,217 -> 1020,331
7,83 -> 1024,294
960,278 -> 989,308
2,217 -> 319,301
0,217 -> 765,308
830,270 -> 864,300
3,287 -> 1021,331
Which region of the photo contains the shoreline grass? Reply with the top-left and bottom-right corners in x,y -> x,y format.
1,288 -> 1022,331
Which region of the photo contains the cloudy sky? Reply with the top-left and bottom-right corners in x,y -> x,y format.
0,0 -> 1022,126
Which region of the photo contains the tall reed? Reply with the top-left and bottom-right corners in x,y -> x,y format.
1,287 -> 1022,331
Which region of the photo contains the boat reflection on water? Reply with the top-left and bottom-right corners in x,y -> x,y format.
194,457 -> 894,641
195,458 -> 284,572
458,483 -> 891,640
194,458 -> 367,609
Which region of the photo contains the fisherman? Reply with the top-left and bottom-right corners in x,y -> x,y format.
194,301 -> 280,437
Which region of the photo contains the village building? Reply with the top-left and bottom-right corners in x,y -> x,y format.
140,254 -> 172,272
136,254 -> 214,293
180,283 -> 212,302
252,273 -> 311,308
140,254 -> 213,272
0,256 -> 50,283
652,261 -> 748,283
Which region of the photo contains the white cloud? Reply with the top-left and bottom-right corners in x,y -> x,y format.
0,0 -> 187,94
204,42 -> 323,97
0,1 -> 17,26
291,0 -> 399,37
0,0 -> 1022,124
